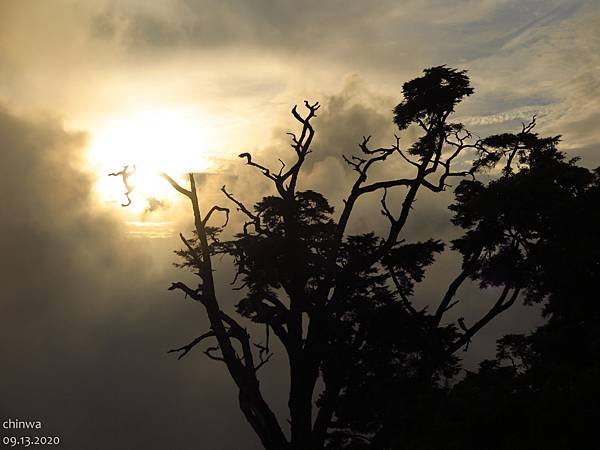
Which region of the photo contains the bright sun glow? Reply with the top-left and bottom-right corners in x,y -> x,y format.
88,107 -> 218,213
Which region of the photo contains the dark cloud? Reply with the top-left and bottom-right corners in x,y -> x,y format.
0,105 -> 263,450
91,0 -> 397,52
86,0 -> 586,76
310,76 -> 395,168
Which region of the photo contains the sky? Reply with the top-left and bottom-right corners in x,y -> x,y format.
1,1 -> 599,449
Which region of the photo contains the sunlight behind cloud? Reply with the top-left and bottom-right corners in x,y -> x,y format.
88,106 -> 218,213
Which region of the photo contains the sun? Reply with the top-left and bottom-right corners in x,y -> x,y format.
88,107 -> 217,213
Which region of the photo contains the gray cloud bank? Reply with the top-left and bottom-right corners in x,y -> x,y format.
0,106 -> 263,449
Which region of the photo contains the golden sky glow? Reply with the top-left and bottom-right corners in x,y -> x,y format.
1,0 -> 599,235
2,1 -> 599,235
88,106 -> 218,211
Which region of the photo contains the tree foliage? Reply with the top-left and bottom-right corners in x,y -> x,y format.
158,66 -> 600,450
417,140 -> 600,450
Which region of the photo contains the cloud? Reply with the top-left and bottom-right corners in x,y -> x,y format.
457,104 -> 557,126
463,1 -> 600,165
0,105 -> 264,449
1,0 -> 597,446
4,0 -> 597,169
144,196 -> 169,214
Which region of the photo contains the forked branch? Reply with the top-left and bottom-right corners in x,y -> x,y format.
203,205 -> 230,228
168,331 -> 216,360
449,286 -> 521,353
168,281 -> 203,302
221,185 -> 264,234
238,153 -> 280,183
161,173 -> 192,198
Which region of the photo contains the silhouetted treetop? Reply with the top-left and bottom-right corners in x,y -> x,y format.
451,124 -> 599,306
393,66 -> 473,131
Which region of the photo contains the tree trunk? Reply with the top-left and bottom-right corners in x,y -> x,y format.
289,361 -> 316,450
239,388 -> 290,450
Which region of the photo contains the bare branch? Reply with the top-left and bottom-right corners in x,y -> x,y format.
457,317 -> 471,350
217,311 -> 257,370
278,101 -> 320,195
178,232 -> 203,273
521,115 -> 537,134
359,134 -> 400,156
502,117 -> 537,174
202,205 -> 230,228
221,185 -> 264,234
380,188 -> 396,224
444,300 -> 460,313
421,134 -> 479,193
434,268 -> 470,325
168,331 -> 216,360
358,135 -> 374,154
179,232 -> 198,256
314,134 -> 418,307
449,286 -> 521,354
398,149 -> 420,168
161,173 -> 192,198
231,281 -> 248,291
167,171 -> 289,448
254,354 -> 274,372
342,154 -> 366,173
221,185 -> 255,219
238,153 -> 280,183
387,264 -> 417,315
277,158 -> 286,176
291,101 -> 320,127
204,345 -> 226,362
358,178 -> 414,195
291,105 -> 304,124
168,281 -> 203,302
253,341 -> 274,372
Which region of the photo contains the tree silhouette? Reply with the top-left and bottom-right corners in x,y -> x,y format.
407,135 -> 600,450
160,66 -> 595,449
